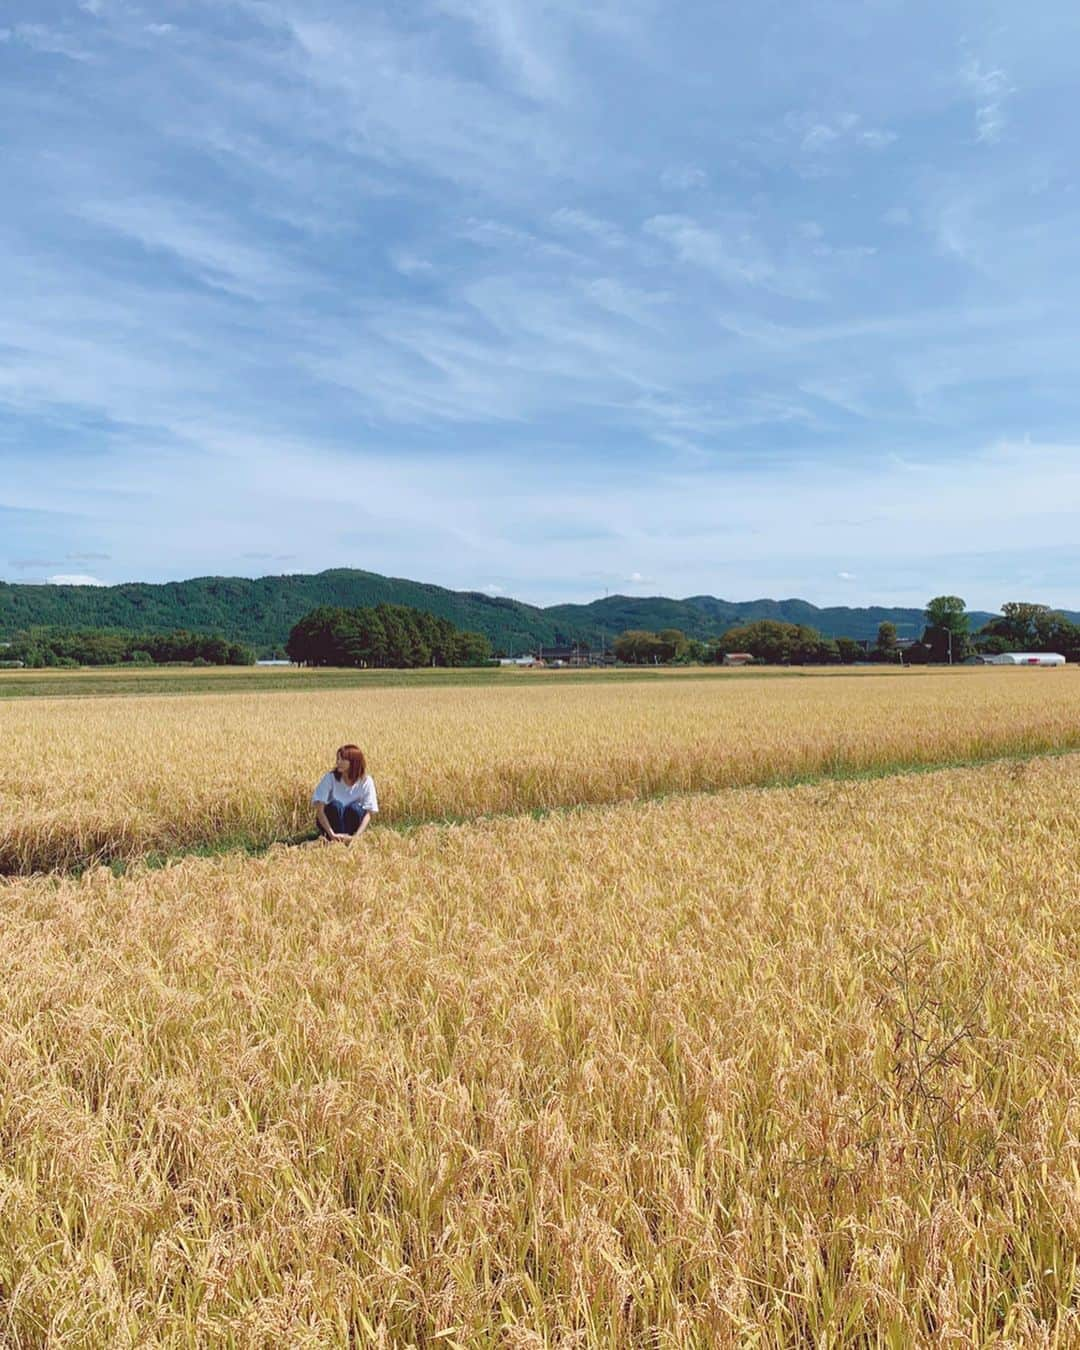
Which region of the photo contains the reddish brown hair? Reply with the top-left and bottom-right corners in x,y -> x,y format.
334,744 -> 366,785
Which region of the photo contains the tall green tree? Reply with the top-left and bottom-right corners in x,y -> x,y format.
451,630 -> 493,665
875,621 -> 898,657
922,597 -> 969,662
656,629 -> 689,662
924,596 -> 969,634
982,602 -> 1050,649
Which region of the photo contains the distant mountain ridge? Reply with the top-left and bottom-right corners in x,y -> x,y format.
0,568 -> 1066,655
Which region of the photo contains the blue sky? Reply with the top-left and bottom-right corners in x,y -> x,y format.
2,0 -> 1078,609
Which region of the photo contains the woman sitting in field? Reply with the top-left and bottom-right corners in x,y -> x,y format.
313,744 -> 378,844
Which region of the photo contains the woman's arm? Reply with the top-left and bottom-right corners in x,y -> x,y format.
342,810 -> 372,845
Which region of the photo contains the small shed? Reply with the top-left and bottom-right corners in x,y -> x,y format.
985,652 -> 1066,667
722,652 -> 754,667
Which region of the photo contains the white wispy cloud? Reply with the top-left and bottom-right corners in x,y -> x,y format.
857,128 -> 897,150
645,214 -> 775,289
961,58 -> 1014,144
6,23 -> 94,61
550,208 -> 624,247
581,278 -> 668,326
789,111 -> 896,155
801,122 -> 839,152
255,8 -> 576,199
644,214 -> 821,299
660,165 -> 707,190
47,573 -> 107,586
391,251 -> 436,276
79,197 -> 310,299
799,378 -> 872,418
435,0 -> 565,102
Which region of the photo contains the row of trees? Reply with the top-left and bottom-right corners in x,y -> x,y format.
611,597 -> 1080,668
285,604 -> 492,668
6,596 -> 1074,672
611,622 -> 850,665
2,628 -> 255,668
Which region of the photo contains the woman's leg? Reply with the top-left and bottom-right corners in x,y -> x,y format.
320,801 -> 344,837
341,806 -> 369,836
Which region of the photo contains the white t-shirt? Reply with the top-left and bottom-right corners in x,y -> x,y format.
312,772 -> 379,814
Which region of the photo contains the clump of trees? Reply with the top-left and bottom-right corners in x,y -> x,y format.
611,629 -> 710,664
4,628 -> 254,668
978,602 -> 1080,661
286,604 -> 492,667
718,620 -> 841,665
897,597 -> 1080,664
611,621 -> 846,665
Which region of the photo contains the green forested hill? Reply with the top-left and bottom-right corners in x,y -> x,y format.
0,568 -> 1036,654
0,571 -> 576,654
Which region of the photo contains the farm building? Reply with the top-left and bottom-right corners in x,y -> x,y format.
534,645 -> 614,667
722,652 -> 754,667
984,652 -> 1067,667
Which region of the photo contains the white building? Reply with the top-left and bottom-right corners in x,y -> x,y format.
984,652 -> 1066,667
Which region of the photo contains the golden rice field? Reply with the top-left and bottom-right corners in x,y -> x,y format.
4,752 -> 1080,1345
3,666 -> 1080,873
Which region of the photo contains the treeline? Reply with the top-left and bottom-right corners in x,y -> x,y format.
906,599 -> 1080,663
612,598 -> 1080,667
286,604 -> 492,668
1,628 -> 255,668
611,622 -> 850,664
